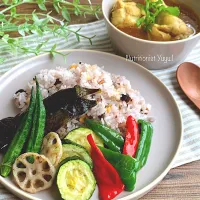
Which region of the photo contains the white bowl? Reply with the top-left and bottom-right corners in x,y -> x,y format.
102,0 -> 200,70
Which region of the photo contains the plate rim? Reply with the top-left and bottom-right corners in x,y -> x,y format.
0,49 -> 183,200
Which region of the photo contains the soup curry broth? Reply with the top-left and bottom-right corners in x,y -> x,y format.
111,0 -> 200,41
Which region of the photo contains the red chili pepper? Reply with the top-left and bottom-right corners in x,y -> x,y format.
123,116 -> 140,157
87,134 -> 124,200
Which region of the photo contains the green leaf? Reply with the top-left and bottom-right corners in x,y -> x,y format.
0,58 -> 5,64
38,3 -> 47,11
23,22 -> 31,34
36,43 -> 44,51
50,44 -> 57,52
3,0 -> 9,4
73,0 -> 80,5
136,0 -> 180,31
20,46 -> 29,52
40,17 -> 50,26
18,24 -> 26,36
37,0 -> 47,11
23,0 -> 34,2
0,0 -> 100,60
12,0 -> 20,4
145,0 -> 150,11
2,34 -> 9,43
25,15 -> 30,21
75,33 -> 80,42
10,7 -> 16,17
61,7 -> 71,22
50,51 -> 56,58
136,17 -> 145,27
30,25 -> 43,36
32,12 -> 39,23
163,6 -> 180,16
74,7 -> 81,16
7,38 -> 16,44
0,14 -> 5,22
0,14 -> 5,19
53,3 -> 60,13
75,27 -> 81,33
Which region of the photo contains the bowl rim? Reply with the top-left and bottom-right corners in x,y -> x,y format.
0,49 -> 183,200
102,0 -> 200,45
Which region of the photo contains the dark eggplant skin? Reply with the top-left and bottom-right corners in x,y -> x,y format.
0,86 -> 99,153
75,85 -> 100,98
0,116 -> 21,153
45,97 -> 96,133
43,85 -> 99,115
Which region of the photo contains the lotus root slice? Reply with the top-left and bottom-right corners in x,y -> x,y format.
13,152 -> 56,193
41,132 -> 62,167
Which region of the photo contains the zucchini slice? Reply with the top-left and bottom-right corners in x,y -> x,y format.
61,144 -> 93,169
65,128 -> 104,152
57,158 -> 96,200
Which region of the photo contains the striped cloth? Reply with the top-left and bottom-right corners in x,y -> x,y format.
0,20 -> 200,199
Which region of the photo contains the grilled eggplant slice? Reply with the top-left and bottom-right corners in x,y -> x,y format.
45,97 -> 97,133
0,116 -> 21,153
43,86 -> 99,116
75,85 -> 100,98
0,86 -> 98,153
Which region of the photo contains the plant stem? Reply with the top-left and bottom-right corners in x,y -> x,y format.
0,2 -> 24,14
0,0 -> 101,64
47,1 -> 101,13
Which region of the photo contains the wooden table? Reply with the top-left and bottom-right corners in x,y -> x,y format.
1,0 -> 200,199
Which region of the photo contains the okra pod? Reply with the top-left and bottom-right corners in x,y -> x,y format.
0,88 -> 35,177
26,78 -> 46,153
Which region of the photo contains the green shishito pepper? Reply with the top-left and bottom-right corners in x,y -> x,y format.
85,118 -> 124,153
135,120 -> 153,171
99,146 -> 138,191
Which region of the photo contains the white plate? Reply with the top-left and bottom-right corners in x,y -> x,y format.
0,50 -> 182,200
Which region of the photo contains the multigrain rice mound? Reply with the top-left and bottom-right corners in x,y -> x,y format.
14,63 -> 152,137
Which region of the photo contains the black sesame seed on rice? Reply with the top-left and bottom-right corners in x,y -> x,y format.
54,79 -> 62,85
15,89 -> 26,94
120,94 -> 131,103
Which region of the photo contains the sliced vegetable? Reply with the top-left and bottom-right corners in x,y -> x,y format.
135,120 -> 153,171
57,157 -> 96,200
99,146 -> 138,191
123,116 -> 140,157
92,130 -> 121,153
12,152 -> 56,193
58,156 -> 80,169
0,115 -> 21,153
87,134 -> 124,200
41,132 -> 63,167
26,78 -> 46,154
65,128 -> 104,152
75,85 -> 100,98
0,88 -> 35,177
85,119 -> 124,153
0,86 -> 98,152
46,97 -> 97,133
44,85 -> 99,116
60,143 -> 93,169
